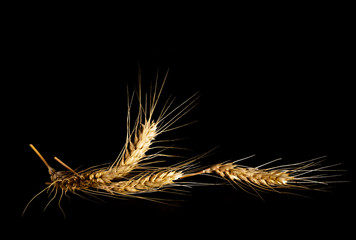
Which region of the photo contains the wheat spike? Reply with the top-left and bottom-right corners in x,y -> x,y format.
207,163 -> 294,187
109,170 -> 183,194
88,71 -> 167,183
104,121 -> 159,181
180,155 -> 343,195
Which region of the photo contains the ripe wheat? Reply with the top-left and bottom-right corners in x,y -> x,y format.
23,70 -> 344,216
109,170 -> 183,194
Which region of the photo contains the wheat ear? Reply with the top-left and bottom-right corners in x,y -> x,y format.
206,163 -> 293,188
93,71 -> 168,182
108,170 -> 183,194
107,121 -> 158,180
181,156 -> 343,194
101,69 -> 198,181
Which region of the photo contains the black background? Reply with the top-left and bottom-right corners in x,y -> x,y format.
6,4 -> 355,238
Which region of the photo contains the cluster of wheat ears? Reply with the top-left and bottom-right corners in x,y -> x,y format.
24,70 -> 344,216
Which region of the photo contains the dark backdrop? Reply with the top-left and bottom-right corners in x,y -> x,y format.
7,5 -> 354,239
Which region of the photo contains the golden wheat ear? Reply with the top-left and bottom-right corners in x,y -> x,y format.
107,69 -> 199,179
181,155 -> 346,197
